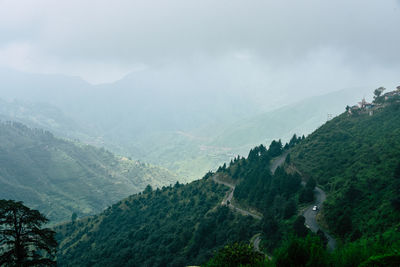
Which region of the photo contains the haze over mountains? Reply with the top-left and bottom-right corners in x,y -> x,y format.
55,97 -> 400,266
0,68 -> 381,180
0,121 -> 176,223
1,1 -> 400,266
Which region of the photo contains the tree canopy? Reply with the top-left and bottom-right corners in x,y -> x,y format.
205,242 -> 265,267
0,200 -> 57,266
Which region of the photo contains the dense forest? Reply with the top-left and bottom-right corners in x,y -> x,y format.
56,178 -> 260,266
0,121 -> 176,223
55,92 -> 400,266
214,135 -> 306,251
56,133 -> 311,266
290,99 -> 400,241
1,1 -> 399,265
205,94 -> 400,266
204,230 -> 400,266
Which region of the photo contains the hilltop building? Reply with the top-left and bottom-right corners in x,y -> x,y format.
347,87 -> 400,115
358,98 -> 374,109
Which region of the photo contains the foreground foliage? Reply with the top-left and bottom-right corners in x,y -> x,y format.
0,200 -> 57,266
205,231 -> 400,267
275,230 -> 400,267
204,242 -> 265,267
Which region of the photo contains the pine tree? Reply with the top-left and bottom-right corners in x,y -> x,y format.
0,200 -> 57,266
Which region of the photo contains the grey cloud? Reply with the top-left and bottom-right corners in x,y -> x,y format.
0,0 -> 399,85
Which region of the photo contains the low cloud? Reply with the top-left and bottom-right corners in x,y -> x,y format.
0,0 -> 399,87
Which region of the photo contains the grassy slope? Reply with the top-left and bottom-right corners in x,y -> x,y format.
0,121 -> 177,223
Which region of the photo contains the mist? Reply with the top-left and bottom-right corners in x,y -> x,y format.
2,2 -> 400,264
1,0 -> 399,179
1,0 -> 399,86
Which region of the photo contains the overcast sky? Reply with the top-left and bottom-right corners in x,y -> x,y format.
0,0 -> 399,94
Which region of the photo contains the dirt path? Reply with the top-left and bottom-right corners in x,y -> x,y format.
270,151 -> 289,174
212,175 -> 261,220
211,152 -> 289,254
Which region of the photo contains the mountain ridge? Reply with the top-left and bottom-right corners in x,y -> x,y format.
56,89 -> 400,266
0,121 -> 177,223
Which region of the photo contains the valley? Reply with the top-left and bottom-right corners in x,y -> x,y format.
1,87 -> 399,266
54,90 -> 400,266
0,82 -> 373,181
0,121 -> 176,223
1,2 -> 400,266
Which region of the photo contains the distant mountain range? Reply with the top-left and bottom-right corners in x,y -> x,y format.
0,68 -> 259,181
0,121 -> 176,223
0,69 -> 374,181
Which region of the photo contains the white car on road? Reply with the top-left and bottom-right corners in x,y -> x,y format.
312,205 -> 318,211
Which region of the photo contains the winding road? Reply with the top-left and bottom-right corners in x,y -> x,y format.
212,175 -> 262,220
302,186 -> 337,251
212,151 -> 336,254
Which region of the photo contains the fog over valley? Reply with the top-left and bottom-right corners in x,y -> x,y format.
1,0 -> 399,180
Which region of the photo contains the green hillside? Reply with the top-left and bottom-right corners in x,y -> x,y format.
0,121 -> 176,223
205,92 -> 400,266
210,87 -> 371,152
129,87 -> 373,180
55,140 -> 307,266
55,177 -> 260,266
0,87 -> 373,182
56,90 -> 400,266
290,98 -> 400,240
0,98 -> 92,141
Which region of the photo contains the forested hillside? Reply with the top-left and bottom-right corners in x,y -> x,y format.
214,137 -> 306,251
56,91 -> 400,266
290,99 -> 400,241
56,177 -> 260,266
210,87 -> 370,150
56,138 -> 308,266
0,76 -> 373,182
205,93 -> 400,266
0,121 -> 176,223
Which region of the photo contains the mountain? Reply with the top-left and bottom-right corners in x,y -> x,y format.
290,94 -> 400,240
136,86 -> 373,180
56,177 -> 260,266
0,68 -> 377,181
0,121 -> 176,223
0,68 -> 259,181
55,139 -> 304,266
55,89 -> 400,266
0,98 -> 98,144
210,87 -> 373,153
